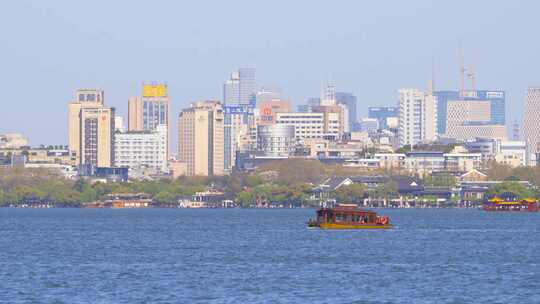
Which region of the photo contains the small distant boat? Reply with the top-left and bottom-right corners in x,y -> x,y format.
483,196 -> 539,212
308,204 -> 393,229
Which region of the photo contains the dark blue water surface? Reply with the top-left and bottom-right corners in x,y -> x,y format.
0,208 -> 539,303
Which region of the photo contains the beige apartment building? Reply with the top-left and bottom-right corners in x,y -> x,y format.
311,105 -> 347,140
68,89 -> 115,167
177,101 -> 224,176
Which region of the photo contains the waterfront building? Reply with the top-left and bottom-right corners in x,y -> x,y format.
114,125 -> 168,173
275,112 -> 324,140
68,89 -> 115,167
444,153 -> 483,173
256,124 -> 295,157
374,153 -> 406,170
403,151 -> 481,176
0,134 -> 28,149
464,138 -> 526,167
494,140 -> 527,167
522,87 -> 540,164
223,68 -> 256,106
0,146 -> 77,167
305,140 -> 366,159
464,138 -> 497,163
398,89 -> 438,147
404,151 -> 446,176
368,106 -> 398,130
177,101 -> 224,176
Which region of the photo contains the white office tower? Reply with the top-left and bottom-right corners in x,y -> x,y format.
114,125 -> 168,173
522,87 -> 540,165
398,89 -> 438,147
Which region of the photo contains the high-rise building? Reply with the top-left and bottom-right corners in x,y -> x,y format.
128,83 -> 170,131
368,106 -> 399,130
114,116 -> 125,133
358,118 -> 379,133
297,97 -> 320,113
257,100 -> 291,126
311,105 -> 347,140
178,101 -> 224,176
447,122 -> 507,141
432,90 -> 460,134
512,121 -> 520,141
255,87 -> 281,106
523,87 -> 540,164
223,68 -> 256,106
257,124 -> 295,157
477,90 -> 505,125
307,84 -> 348,139
68,89 -> 115,167
433,90 -> 505,134
336,92 -> 358,131
445,100 -> 491,138
114,125 -> 168,173
223,105 -> 254,172
398,89 -> 438,147
275,112 -> 324,140
128,83 -> 170,156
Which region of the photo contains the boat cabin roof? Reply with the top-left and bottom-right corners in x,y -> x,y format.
317,206 -> 376,215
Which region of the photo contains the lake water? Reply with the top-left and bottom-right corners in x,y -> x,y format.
0,208 -> 539,303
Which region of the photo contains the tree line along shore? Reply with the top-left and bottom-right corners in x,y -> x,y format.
0,160 -> 538,208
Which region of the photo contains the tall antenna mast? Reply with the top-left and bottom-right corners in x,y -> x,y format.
468,64 -> 476,92
459,47 -> 466,97
428,57 -> 435,94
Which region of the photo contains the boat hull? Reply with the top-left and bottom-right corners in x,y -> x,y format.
317,223 -> 393,229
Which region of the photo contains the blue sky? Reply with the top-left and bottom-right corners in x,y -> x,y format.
1,0 -> 539,145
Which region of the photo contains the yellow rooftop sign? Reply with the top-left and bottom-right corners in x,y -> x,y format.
143,84 -> 167,97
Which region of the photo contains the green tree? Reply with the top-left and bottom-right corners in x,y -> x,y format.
424,173 -> 456,188
154,190 -> 175,204
235,191 -> 254,207
487,181 -> 534,199
332,184 -> 366,204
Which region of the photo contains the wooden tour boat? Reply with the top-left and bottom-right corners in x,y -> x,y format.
483,196 -> 539,212
308,204 -> 393,229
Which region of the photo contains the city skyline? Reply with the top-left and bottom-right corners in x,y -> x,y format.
3,1 -> 540,145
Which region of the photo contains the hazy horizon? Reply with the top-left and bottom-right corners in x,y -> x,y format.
2,0 -> 539,145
